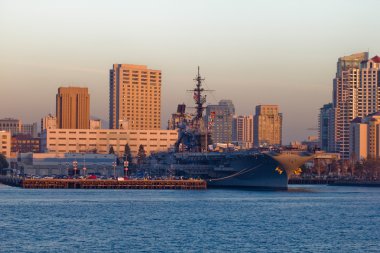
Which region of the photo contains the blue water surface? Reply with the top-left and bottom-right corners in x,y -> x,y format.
0,184 -> 379,253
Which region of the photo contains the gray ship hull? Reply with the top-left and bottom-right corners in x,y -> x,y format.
149,151 -> 290,190
207,159 -> 288,190
200,153 -> 287,190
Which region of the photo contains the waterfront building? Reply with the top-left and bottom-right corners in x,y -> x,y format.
254,105 -> 282,147
0,131 -> 11,158
232,115 -> 254,149
40,129 -> 178,156
332,52 -> 380,159
17,152 -> 117,177
0,118 -> 38,137
349,112 -> 380,161
90,119 -> 102,129
11,134 -> 40,154
109,64 -> 161,130
350,117 -> 367,161
0,118 -> 22,136
318,103 -> 335,152
333,52 -> 367,159
205,100 -> 235,144
41,114 -> 57,132
56,87 -> 90,129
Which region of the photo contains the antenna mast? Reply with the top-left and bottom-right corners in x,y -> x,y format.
191,66 -> 206,129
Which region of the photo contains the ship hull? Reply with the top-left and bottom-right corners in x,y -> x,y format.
153,152 -> 289,190
205,154 -> 287,190
207,162 -> 288,190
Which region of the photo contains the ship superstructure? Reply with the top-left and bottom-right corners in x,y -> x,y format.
174,67 -> 212,153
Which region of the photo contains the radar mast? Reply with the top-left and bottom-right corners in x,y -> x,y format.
190,66 -> 207,131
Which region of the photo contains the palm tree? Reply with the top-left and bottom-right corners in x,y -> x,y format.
0,154 -> 9,175
123,143 -> 133,164
137,145 -> 146,165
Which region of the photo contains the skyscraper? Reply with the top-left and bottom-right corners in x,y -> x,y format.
232,115 -> 254,149
56,87 -> 90,129
109,64 -> 161,130
205,100 -> 235,144
254,105 -> 282,147
319,103 -> 335,152
333,52 -> 368,159
218,99 -> 235,115
332,52 -> 380,159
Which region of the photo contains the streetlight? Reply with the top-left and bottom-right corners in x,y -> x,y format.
73,160 -> 78,177
66,162 -> 69,177
124,160 -> 129,178
82,154 -> 86,177
112,161 -> 117,179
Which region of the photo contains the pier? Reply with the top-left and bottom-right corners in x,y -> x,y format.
288,178 -> 336,185
328,180 -> 380,187
0,177 -> 207,190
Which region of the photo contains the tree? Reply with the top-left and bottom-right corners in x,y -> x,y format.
109,146 -> 115,154
0,154 -> 9,175
137,145 -> 146,165
362,158 -> 380,180
349,152 -> 357,177
329,159 -> 338,176
354,161 -> 364,179
123,143 -> 133,164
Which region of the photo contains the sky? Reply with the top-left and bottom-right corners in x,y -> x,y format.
0,0 -> 379,143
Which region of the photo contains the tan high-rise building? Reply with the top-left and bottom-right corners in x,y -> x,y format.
232,115 -> 254,149
109,64 -> 161,130
349,112 -> 380,161
333,53 -> 380,159
56,87 -> 90,129
254,105 -> 282,147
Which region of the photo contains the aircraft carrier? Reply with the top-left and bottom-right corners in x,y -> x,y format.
144,68 -> 313,190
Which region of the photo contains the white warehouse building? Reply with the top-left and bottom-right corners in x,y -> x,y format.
40,129 -> 178,156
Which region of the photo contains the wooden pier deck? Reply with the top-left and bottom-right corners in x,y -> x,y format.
21,179 -> 207,190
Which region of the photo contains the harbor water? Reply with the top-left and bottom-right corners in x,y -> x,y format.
0,184 -> 379,252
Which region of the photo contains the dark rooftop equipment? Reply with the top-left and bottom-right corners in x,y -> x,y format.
177,104 -> 186,114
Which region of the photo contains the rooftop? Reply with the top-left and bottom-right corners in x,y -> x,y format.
371,55 -> 380,63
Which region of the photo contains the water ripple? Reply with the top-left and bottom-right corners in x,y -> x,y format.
0,184 -> 379,252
